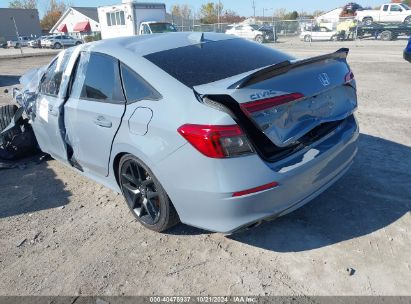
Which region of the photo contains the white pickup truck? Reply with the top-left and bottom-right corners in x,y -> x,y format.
356,3 -> 411,25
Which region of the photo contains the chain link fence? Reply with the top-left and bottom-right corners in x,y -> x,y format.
172,17 -> 411,43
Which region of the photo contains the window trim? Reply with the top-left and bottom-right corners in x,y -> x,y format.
119,62 -> 162,104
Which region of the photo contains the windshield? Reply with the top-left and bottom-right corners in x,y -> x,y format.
400,4 -> 410,10
149,23 -> 177,33
250,24 -> 260,30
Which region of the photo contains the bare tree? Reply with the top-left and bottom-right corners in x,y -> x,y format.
40,0 -> 67,31
8,0 -> 37,9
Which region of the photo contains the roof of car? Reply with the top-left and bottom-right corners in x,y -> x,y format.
86,32 -> 236,57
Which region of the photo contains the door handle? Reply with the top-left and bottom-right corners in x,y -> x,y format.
93,116 -> 112,128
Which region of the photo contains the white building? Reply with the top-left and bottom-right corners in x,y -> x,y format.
50,7 -> 100,38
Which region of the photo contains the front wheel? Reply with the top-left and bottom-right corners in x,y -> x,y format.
404,16 -> 411,24
53,42 -> 62,49
118,154 -> 180,232
380,30 -> 392,41
304,35 -> 312,42
255,35 -> 264,44
75,41 -> 82,46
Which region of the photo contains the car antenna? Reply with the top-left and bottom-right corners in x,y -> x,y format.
188,32 -> 205,44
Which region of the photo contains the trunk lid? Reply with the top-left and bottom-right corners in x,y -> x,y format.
194,48 -> 357,148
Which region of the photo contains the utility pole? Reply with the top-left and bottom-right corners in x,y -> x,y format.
217,0 -> 221,32
11,17 -> 23,55
252,0 -> 256,20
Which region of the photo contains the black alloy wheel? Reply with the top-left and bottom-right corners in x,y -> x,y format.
119,155 -> 179,232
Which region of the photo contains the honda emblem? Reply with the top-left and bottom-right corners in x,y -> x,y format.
319,73 -> 331,87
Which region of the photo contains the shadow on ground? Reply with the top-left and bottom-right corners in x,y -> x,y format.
229,133 -> 411,251
0,75 -> 20,87
0,161 -> 71,218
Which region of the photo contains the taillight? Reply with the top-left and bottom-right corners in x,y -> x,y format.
345,70 -> 355,83
177,124 -> 254,158
240,93 -> 304,115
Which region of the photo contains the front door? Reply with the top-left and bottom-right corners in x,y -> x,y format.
64,52 -> 126,177
31,48 -> 77,163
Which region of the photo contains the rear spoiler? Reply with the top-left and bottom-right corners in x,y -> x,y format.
231,48 -> 349,89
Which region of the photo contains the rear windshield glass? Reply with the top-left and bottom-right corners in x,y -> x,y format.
144,38 -> 293,88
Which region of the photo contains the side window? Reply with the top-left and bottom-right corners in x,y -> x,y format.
383,5 -> 389,11
39,60 -> 61,96
106,12 -> 112,26
143,24 -> 151,34
120,63 -> 161,103
119,11 -> 125,25
71,52 -> 124,103
39,49 -> 74,97
390,5 -> 401,12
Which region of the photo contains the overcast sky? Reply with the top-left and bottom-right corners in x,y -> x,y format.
0,0 -> 385,17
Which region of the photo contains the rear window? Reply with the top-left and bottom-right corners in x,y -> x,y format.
144,38 -> 293,88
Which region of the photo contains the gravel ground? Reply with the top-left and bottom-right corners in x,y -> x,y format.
0,38 -> 410,296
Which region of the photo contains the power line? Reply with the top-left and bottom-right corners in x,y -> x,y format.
252,0 -> 256,19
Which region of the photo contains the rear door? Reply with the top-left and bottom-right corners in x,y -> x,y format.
31,48 -> 77,163
64,52 -> 126,176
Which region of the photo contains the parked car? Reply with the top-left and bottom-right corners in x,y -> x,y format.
356,3 -> 411,25
0,37 -> 6,49
300,26 -> 338,42
10,33 -> 359,233
7,36 -> 31,48
42,35 -> 83,49
404,36 -> 411,62
28,36 -> 49,48
226,24 -> 274,43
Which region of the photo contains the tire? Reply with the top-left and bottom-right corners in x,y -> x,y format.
363,17 -> 373,25
380,30 -> 392,41
53,42 -> 62,49
255,35 -> 264,44
118,154 -> 180,232
404,16 -> 411,24
75,41 -> 82,45
304,35 -> 311,42
0,105 -> 18,133
331,35 -> 338,41
14,43 -> 20,49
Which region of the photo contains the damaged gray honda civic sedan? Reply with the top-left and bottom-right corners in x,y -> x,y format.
12,32 -> 359,233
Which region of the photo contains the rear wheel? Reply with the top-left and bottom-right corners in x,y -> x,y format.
304,35 -> 312,42
75,41 -> 82,46
380,30 -> 392,41
255,35 -> 264,44
363,17 -> 373,25
118,154 -> 179,232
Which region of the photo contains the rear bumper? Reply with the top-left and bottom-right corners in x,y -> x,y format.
156,115 -> 359,233
404,50 -> 411,63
